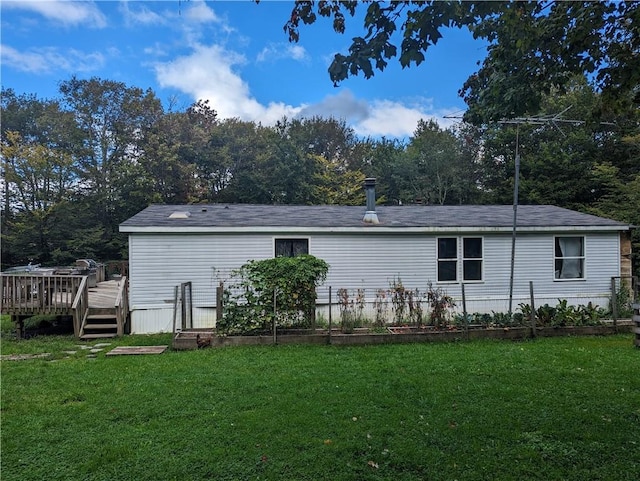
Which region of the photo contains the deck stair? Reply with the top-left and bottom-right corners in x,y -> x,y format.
80,307 -> 119,339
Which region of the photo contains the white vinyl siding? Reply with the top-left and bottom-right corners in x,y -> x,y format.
126,230 -> 621,333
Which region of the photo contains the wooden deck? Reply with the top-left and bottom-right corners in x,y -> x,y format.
1,274 -> 129,339
88,280 -> 123,308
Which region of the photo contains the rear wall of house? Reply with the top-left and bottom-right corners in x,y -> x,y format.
127,230 -> 621,333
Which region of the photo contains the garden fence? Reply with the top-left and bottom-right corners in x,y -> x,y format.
175,275 -> 638,333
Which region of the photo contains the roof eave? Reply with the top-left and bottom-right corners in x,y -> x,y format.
119,225 -> 630,234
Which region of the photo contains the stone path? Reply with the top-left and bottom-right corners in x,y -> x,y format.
1,343 -> 112,361
1,343 -> 169,361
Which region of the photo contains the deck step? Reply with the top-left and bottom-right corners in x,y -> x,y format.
82,311 -> 119,339
84,323 -> 118,330
80,332 -> 119,339
86,314 -> 117,321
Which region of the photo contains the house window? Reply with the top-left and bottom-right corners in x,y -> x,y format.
462,237 -> 483,281
437,238 -> 458,282
555,236 -> 585,279
275,238 -> 309,257
437,237 -> 483,282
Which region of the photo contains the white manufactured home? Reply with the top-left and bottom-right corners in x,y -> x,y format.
120,185 -> 631,334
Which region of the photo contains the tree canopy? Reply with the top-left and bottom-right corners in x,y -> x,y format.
285,1 -> 639,123
1,71 -> 638,274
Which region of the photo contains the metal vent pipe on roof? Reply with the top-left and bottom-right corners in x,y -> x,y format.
363,177 -> 379,224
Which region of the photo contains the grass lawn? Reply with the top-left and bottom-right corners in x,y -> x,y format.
1,333 -> 639,480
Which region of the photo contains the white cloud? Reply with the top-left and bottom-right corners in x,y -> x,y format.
355,99 -> 433,138
296,90 -> 455,138
0,44 -> 104,74
154,44 -> 301,123
154,44 -> 457,138
257,43 -> 309,63
184,0 -> 221,24
2,0 -> 107,28
119,1 -> 166,27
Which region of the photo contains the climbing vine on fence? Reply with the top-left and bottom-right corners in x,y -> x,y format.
219,255 -> 329,335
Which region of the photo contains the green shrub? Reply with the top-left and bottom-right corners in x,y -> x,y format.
517,300 -> 605,327
219,255 -> 329,335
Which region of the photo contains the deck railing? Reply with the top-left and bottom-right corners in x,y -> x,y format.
71,276 -> 89,337
1,274 -> 86,315
1,274 -> 89,338
114,277 -> 129,336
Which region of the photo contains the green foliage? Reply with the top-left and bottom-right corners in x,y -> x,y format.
0,315 -> 14,336
219,255 -> 329,335
401,119 -> 479,205
518,300 -> 606,328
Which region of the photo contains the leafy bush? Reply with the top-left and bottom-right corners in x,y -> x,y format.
219,255 -> 329,335
517,300 -> 605,328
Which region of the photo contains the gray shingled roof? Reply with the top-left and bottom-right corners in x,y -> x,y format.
120,204 -> 629,230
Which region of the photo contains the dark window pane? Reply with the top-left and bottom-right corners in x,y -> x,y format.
438,238 -> 457,259
438,260 -> 457,281
463,260 -> 482,280
555,259 -> 563,276
275,239 -> 309,257
463,238 -> 482,258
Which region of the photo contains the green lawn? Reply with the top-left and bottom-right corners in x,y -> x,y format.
1,334 -> 639,480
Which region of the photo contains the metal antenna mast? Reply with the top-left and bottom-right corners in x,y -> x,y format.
443,107 -> 613,316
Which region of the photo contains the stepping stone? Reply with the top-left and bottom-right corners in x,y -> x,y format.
1,353 -> 52,361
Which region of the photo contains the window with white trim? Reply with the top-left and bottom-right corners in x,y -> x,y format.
275,238 -> 309,257
437,238 -> 458,282
462,237 -> 483,281
437,237 -> 483,282
554,236 -> 584,279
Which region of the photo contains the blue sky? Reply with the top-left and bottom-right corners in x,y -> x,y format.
1,1 -> 488,139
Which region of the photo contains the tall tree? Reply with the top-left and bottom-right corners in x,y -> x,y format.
350,137 -> 407,205
1,90 -> 82,266
1,131 -> 76,265
58,76 -> 164,259
401,119 -> 476,205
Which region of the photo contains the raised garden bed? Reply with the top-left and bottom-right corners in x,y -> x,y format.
173,322 -> 633,350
